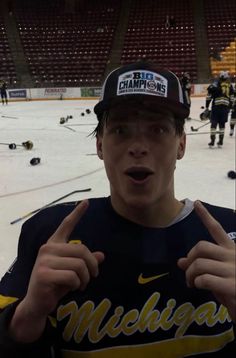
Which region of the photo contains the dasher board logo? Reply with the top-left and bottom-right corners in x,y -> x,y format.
44,88 -> 67,95
117,70 -> 168,97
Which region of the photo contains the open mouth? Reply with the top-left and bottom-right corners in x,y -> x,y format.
125,168 -> 154,182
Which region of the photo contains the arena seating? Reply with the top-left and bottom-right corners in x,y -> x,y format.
5,0 -> 236,87
120,0 -> 197,81
14,0 -> 120,87
204,0 -> 236,78
0,14 -> 17,86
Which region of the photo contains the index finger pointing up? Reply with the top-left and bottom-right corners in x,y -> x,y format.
194,200 -> 233,248
49,200 -> 89,243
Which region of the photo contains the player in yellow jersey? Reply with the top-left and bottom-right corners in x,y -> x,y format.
205,71 -> 234,147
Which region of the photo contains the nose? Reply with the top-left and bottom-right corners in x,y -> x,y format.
128,136 -> 149,158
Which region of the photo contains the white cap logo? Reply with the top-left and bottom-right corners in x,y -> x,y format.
117,70 -> 168,97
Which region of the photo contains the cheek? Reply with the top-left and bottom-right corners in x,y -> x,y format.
160,150 -> 178,172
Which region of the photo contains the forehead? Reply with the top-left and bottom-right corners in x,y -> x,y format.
107,104 -> 175,124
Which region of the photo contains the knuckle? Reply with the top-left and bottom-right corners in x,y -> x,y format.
192,258 -> 203,271
76,260 -> 90,279
77,243 -> 89,255
195,240 -> 208,253
78,243 -> 87,251
69,272 -> 81,290
76,258 -> 86,271
196,274 -> 211,287
38,243 -> 50,255
36,265 -> 50,282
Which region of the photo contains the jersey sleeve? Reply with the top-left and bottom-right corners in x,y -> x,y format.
0,207 -> 66,357
0,218 -> 43,304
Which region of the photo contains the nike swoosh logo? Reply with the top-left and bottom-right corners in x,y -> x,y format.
138,272 -> 169,284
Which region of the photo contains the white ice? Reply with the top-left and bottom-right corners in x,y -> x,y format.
0,98 -> 235,277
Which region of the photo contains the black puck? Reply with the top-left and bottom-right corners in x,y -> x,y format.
30,157 -> 41,166
227,170 -> 236,179
9,143 -> 17,150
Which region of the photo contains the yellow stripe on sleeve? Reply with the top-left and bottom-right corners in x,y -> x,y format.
0,294 -> 18,309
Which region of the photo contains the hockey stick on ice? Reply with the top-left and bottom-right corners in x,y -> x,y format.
10,188 -> 92,225
1,115 -> 19,119
190,121 -> 210,132
62,125 -> 77,132
64,123 -> 97,127
0,142 -> 25,148
187,131 -> 221,136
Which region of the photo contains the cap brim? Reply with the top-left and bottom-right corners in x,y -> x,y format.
94,94 -> 189,120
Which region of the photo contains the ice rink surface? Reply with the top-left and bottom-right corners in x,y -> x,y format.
0,98 -> 235,277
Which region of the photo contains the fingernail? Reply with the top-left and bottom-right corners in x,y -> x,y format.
68,240 -> 81,244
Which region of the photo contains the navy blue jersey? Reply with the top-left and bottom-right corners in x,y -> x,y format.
0,197 -> 236,357
206,80 -> 234,109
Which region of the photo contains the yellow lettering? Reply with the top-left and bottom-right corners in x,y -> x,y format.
139,292 -> 160,332
120,309 -> 139,335
159,299 -> 176,331
75,299 -> 111,343
57,294 -> 232,345
101,306 -> 124,338
57,301 -> 81,342
174,303 -> 195,337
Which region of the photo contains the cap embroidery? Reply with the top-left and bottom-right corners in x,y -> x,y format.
117,70 -> 168,98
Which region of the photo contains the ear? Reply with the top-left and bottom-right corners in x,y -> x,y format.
96,136 -> 103,160
177,133 -> 186,160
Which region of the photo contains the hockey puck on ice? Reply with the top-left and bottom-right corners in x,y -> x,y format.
30,157 -> 41,166
9,143 -> 17,150
227,170 -> 236,179
81,112 -> 85,116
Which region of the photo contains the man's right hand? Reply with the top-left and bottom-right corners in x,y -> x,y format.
9,200 -> 105,343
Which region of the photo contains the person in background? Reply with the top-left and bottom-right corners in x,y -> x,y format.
0,61 -> 235,358
180,72 -> 192,119
169,15 -> 176,27
0,80 -> 8,105
229,84 -> 236,136
205,71 -> 234,147
165,15 -> 176,29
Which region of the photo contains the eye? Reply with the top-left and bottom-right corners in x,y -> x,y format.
109,125 -> 130,135
151,125 -> 169,135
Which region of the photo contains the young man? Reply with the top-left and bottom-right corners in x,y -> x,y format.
180,72 -> 192,119
205,71 -> 234,148
229,85 -> 236,136
0,80 -> 8,105
0,61 -> 235,357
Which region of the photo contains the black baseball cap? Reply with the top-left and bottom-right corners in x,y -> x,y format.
94,60 -> 190,120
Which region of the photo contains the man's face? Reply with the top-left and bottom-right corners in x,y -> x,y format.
96,105 -> 186,212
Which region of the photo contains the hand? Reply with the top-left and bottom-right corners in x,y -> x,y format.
178,201 -> 236,322
21,200 -> 105,318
